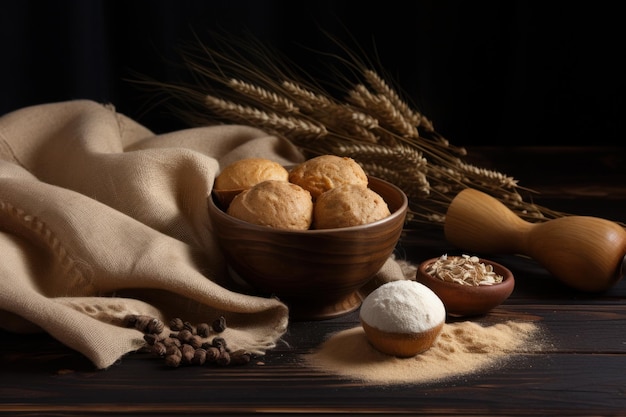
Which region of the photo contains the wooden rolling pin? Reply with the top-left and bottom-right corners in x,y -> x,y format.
444,188 -> 626,292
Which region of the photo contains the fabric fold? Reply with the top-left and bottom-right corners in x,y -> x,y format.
0,100 -> 407,369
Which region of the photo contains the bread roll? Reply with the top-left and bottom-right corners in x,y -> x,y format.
215,158 -> 289,191
313,184 -> 390,229
288,155 -> 368,200
227,180 -> 313,230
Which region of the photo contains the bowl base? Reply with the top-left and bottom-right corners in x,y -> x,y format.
286,292 -> 362,321
226,265 -> 362,321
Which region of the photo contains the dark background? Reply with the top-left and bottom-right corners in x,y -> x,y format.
1,0 -> 624,146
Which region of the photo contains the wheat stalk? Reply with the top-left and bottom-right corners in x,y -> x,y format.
141,34 -> 574,233
228,79 -> 298,114
362,69 -> 429,130
205,95 -> 328,141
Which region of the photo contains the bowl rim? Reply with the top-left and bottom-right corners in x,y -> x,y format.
208,175 -> 408,235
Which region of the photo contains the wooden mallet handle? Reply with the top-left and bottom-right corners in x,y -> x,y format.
444,188 -> 626,292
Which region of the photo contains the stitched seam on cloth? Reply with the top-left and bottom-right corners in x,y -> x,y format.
0,200 -> 96,294
0,131 -> 25,167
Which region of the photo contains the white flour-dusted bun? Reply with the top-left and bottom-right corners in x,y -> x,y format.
360,280 -> 446,357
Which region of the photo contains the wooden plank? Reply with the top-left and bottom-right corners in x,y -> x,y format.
1,146 -> 625,415
1,293 -> 625,415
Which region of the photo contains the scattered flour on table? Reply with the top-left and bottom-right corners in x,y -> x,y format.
305,320 -> 545,385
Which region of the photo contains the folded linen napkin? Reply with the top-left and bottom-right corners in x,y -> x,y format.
0,100 -> 406,369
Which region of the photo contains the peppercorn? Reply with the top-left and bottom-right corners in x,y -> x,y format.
183,321 -> 195,334
175,329 -> 194,344
212,337 -> 227,352
147,318 -> 164,334
162,337 -> 181,348
205,346 -> 220,363
216,351 -> 230,366
165,345 -> 181,357
188,335 -> 204,349
124,314 -> 164,334
164,353 -> 181,368
192,348 -> 207,366
212,315 -> 227,333
143,333 -> 159,346
230,349 -> 251,366
196,322 -> 211,337
151,342 -> 167,357
169,317 -> 184,331
163,344 -> 182,368
181,344 -> 195,365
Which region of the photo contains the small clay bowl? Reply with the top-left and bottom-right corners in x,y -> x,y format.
208,176 -> 408,321
361,320 -> 444,358
415,257 -> 515,316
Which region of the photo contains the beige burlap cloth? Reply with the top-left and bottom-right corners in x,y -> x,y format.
0,100 -> 406,370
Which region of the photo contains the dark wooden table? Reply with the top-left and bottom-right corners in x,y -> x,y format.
1,147 -> 625,416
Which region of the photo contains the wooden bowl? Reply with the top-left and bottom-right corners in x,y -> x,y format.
208,176 -> 408,320
415,257 -> 515,316
212,188 -> 246,207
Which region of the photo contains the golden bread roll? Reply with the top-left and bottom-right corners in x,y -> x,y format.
313,184 -> 391,229
227,180 -> 313,230
215,158 -> 289,191
288,155 -> 368,200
